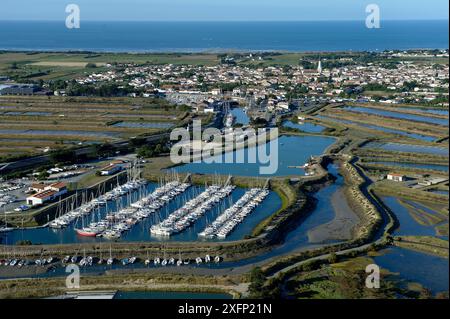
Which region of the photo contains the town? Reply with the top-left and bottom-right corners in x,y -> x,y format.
0,49 -> 448,300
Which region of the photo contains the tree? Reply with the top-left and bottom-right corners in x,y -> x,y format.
248,267 -> 266,298
93,143 -> 116,158
37,170 -> 50,180
154,144 -> 163,154
137,145 -> 154,158
49,149 -> 76,164
328,253 -> 339,264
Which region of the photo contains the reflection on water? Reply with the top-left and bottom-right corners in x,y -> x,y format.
381,197 -> 438,237
283,121 -> 325,133
231,108 -> 250,125
366,161 -> 449,172
364,142 -> 449,156
173,135 -> 336,177
374,247 -> 449,294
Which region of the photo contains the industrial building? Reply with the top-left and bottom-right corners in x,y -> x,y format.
0,84 -> 40,95
26,182 -> 68,206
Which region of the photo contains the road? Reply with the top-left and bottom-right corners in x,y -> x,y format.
0,132 -> 170,176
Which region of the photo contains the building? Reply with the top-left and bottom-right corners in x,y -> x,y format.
387,173 -> 406,182
211,88 -> 222,96
99,163 -> 123,176
0,84 -> 40,95
317,60 -> 323,74
30,183 -> 47,193
418,177 -> 448,187
26,182 -> 68,206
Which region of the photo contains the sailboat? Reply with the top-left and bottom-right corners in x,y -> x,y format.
144,250 -> 151,266
75,203 -> 100,237
176,250 -> 183,267
107,245 -> 114,265
0,209 -> 13,233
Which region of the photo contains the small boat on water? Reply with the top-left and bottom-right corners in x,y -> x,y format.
75,228 -> 99,237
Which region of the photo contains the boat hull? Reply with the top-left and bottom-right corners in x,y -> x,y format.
75,229 -> 98,237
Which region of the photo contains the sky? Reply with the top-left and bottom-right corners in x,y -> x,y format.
0,0 -> 448,21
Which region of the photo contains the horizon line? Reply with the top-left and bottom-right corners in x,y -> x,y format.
0,18 -> 449,23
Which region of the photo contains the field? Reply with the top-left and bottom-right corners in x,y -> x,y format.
0,52 -> 220,81
318,105 -> 449,143
0,95 -> 188,161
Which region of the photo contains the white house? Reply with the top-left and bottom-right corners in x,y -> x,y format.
26,182 -> 68,206
387,173 -> 406,182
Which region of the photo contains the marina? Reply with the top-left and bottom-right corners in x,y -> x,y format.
1,185 -> 281,244
151,184 -> 236,237
199,188 -> 269,239
76,180 -> 192,239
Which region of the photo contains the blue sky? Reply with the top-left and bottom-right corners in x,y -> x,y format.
0,0 -> 448,21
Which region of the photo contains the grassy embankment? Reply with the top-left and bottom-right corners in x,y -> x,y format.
321,108 -> 447,141
393,236 -> 449,258
0,272 -> 243,299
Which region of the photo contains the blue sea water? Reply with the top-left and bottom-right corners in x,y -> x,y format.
0,20 -> 448,52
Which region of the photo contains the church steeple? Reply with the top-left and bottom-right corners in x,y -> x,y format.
317,59 -> 323,74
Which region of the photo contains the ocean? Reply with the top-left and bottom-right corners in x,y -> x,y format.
0,20 -> 448,52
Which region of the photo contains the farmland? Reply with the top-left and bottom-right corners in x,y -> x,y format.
0,95 -> 189,161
